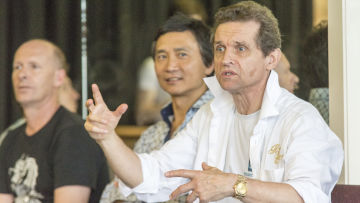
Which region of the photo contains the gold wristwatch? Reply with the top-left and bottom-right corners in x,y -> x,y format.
233,175 -> 247,199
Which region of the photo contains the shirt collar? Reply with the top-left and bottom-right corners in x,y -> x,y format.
160,90 -> 214,128
160,103 -> 173,128
203,76 -> 234,114
259,70 -> 281,119
204,71 -> 281,119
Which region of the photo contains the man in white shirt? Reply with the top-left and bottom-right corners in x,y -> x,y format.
85,1 -> 343,202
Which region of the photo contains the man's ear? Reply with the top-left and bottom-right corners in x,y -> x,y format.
54,69 -> 66,87
265,48 -> 281,71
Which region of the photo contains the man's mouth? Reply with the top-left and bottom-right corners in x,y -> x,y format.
17,85 -> 32,91
223,70 -> 236,76
166,77 -> 182,82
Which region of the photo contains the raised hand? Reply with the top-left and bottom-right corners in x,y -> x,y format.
84,84 -> 128,142
165,162 -> 237,202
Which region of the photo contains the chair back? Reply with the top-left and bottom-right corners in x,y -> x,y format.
331,184 -> 360,203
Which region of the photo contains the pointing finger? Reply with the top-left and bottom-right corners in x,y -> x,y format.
92,84 -> 105,106
165,169 -> 199,179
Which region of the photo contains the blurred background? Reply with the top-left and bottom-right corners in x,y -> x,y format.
0,0 -> 327,131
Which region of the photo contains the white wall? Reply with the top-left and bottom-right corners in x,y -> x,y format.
329,0 -> 360,184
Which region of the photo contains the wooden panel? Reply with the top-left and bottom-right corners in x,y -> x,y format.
115,125 -> 147,149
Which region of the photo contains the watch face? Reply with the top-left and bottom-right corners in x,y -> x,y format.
236,182 -> 247,196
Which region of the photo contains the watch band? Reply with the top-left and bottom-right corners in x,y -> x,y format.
233,174 -> 247,199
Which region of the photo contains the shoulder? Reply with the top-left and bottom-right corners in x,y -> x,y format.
49,107 -> 100,151
54,107 -> 85,130
50,107 -> 89,140
0,118 -> 26,146
274,90 -> 334,140
141,121 -> 168,136
50,109 -> 105,163
134,121 -> 168,153
270,91 -> 342,162
276,90 -> 322,121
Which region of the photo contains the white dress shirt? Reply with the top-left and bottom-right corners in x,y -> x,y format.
120,71 -> 343,203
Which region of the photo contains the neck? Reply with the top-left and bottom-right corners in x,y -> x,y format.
232,76 -> 268,115
22,99 -> 60,136
170,85 -> 207,133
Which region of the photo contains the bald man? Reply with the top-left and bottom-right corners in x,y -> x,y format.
0,75 -> 80,145
0,39 -> 108,203
274,53 -> 299,93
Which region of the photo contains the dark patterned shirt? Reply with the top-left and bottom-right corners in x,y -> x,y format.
309,87 -> 329,124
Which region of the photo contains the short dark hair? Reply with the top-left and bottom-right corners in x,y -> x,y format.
152,13 -> 213,68
213,1 -> 281,56
303,20 -> 328,88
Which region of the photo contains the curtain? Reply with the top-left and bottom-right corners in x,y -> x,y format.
0,0 -> 312,132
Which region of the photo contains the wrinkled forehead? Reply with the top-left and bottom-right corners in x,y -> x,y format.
214,21 -> 260,44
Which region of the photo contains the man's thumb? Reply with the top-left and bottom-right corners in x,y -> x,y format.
114,103 -> 128,117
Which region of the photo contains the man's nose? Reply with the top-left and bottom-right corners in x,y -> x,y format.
221,50 -> 235,66
16,67 -> 28,80
166,56 -> 180,72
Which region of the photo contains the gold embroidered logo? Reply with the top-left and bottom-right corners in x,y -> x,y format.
269,144 -> 283,164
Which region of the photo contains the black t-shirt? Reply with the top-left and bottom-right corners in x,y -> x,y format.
0,106 -> 109,203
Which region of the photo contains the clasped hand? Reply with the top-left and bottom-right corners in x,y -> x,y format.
84,84 -> 128,141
